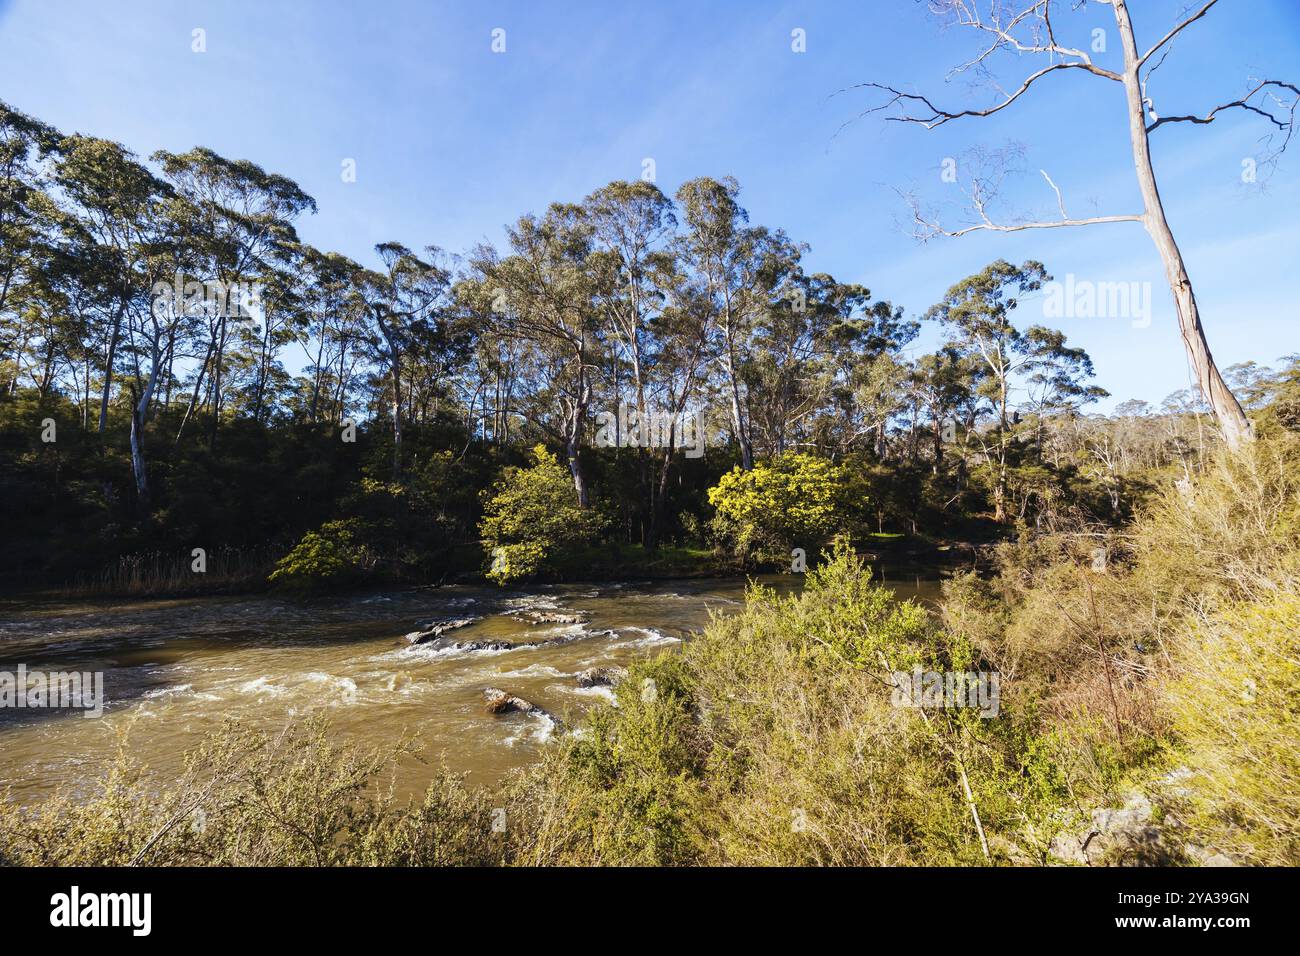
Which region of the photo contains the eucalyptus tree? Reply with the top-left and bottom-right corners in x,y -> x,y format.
126,222 -> 193,509
470,203 -> 604,507
674,176 -> 799,470
49,135 -> 169,433
636,235 -> 714,547
926,259 -> 1049,521
8,252 -> 81,398
152,147 -> 315,445
365,242 -> 457,478
1020,325 -> 1109,460
244,261 -> 305,424
746,270 -> 840,459
855,0 -> 1296,450
909,345 -> 980,474
832,284 -> 918,459
296,247 -> 369,424
582,179 -> 683,542
30,239 -> 113,423
0,101 -> 60,387
583,180 -> 676,425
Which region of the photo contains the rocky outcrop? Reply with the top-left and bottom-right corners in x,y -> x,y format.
404,617 -> 480,645
509,609 -> 589,626
576,666 -> 625,688
482,687 -> 564,731
1047,795 -> 1179,866
444,639 -> 513,652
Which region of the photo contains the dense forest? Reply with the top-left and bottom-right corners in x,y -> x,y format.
4,97 -> 1293,594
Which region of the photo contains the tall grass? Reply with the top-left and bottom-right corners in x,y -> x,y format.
58,546 -> 279,598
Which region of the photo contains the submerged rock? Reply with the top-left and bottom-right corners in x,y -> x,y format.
576,666 -> 626,688
482,687 -> 564,731
404,617 -> 480,645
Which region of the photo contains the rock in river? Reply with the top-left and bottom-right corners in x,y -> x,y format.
576,666 -> 626,688
482,687 -> 565,731
404,617 -> 480,645
509,609 -> 589,626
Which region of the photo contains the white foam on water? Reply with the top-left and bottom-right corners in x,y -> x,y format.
236,676 -> 287,697
614,626 -> 681,648
502,594 -> 562,612
555,684 -> 617,704
500,712 -> 560,747
494,664 -> 570,680
371,641 -> 512,664
304,672 -> 358,705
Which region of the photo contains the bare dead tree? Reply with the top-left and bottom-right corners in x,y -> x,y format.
848,0 -> 1297,450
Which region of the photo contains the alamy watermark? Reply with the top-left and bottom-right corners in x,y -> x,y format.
151,271 -> 263,322
1042,274 -> 1152,329
0,665 -> 105,718
891,668 -> 1000,718
593,403 -> 706,458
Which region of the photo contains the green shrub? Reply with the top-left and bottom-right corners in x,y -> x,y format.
479,445 -> 601,584
707,453 -> 852,564
1165,592 -> 1300,865
509,542 -> 1077,865
268,518 -> 371,590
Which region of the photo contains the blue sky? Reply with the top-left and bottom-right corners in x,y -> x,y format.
2,0 -> 1297,410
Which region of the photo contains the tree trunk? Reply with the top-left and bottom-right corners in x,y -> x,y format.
566,429 -> 590,508
175,338 -> 214,446
208,317 -> 227,447
1114,0 -> 1252,450
373,309 -> 404,478
130,358 -> 159,514
97,299 -> 126,433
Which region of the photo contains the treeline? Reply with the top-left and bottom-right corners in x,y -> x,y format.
2,99 -> 1295,589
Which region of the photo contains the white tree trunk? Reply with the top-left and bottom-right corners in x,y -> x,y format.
1114,0 -> 1253,450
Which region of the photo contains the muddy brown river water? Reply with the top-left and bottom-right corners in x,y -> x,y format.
0,574 -> 942,803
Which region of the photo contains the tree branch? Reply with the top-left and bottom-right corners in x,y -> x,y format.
1138,0 -> 1221,68
838,61 -> 1115,134
901,155 -> 1142,242
923,213 -> 1143,239
832,1 -> 1129,139
1146,80 -> 1299,145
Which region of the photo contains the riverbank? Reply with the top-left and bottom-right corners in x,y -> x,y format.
4,533 -> 990,603
5,437 -> 1297,866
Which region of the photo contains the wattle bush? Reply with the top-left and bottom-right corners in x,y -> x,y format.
706,453 -> 853,565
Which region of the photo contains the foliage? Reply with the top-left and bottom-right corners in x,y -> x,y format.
706,453 -> 851,563
1165,593 -> 1300,865
506,542 -> 1084,865
8,438 -> 1300,867
940,432 -> 1300,863
268,518 -> 370,590
479,444 -> 602,584
1,88 -> 1274,591
0,717 -> 503,866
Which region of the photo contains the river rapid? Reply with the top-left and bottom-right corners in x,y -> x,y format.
0,574 -> 941,803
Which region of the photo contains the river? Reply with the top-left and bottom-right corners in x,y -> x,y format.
0,573 -> 942,803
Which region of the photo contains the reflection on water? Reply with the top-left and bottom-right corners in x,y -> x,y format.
0,573 -> 942,803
